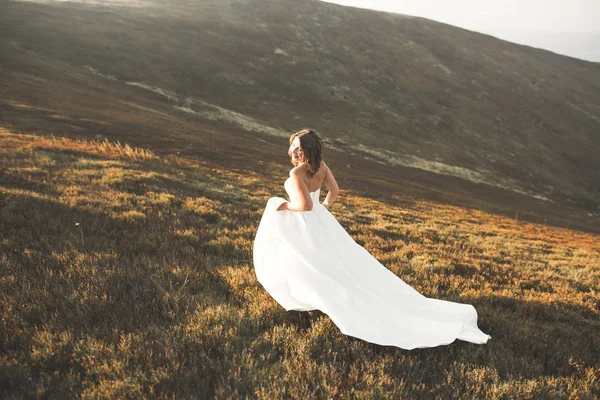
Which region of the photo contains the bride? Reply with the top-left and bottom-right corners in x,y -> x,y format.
253,129 -> 490,349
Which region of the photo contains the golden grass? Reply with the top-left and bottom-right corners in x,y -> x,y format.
10,131 -> 156,160
1,128 -> 599,399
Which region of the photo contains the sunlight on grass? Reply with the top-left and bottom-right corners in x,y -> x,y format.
1,128 -> 599,398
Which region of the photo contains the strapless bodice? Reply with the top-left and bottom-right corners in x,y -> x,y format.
284,178 -> 320,204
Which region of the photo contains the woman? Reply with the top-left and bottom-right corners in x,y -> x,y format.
253,129 -> 490,349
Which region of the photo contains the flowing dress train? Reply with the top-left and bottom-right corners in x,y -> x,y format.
253,179 -> 490,349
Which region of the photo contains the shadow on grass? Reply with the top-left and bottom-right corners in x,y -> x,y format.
254,291 -> 599,385
469,294 -> 599,378
0,169 -> 61,197
0,190 -> 235,336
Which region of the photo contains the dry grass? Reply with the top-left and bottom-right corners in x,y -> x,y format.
1,128 -> 599,399
9,131 -> 156,160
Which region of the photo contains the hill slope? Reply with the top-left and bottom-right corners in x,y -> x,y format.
1,128 -> 599,398
1,1 -> 599,397
1,0 -> 600,213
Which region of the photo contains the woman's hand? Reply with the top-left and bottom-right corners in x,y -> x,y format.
322,202 -> 330,210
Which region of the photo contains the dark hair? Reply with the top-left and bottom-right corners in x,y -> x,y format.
288,129 -> 323,176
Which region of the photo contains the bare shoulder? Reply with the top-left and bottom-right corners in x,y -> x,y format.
290,165 -> 309,179
320,160 -> 333,177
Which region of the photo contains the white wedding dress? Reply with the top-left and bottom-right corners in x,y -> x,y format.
253,178 -> 490,349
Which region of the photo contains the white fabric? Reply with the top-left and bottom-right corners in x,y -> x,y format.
253,178 -> 490,349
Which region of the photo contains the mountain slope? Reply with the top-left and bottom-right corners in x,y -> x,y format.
1,2 -> 600,396
2,0 -> 599,207
1,128 -> 599,398
1,0 -> 599,229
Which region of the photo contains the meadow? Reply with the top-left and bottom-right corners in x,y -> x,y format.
1,127 -> 599,399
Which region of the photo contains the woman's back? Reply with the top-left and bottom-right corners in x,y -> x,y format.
294,161 -> 334,193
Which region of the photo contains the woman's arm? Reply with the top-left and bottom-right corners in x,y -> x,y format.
277,169 -> 313,211
321,161 -> 339,209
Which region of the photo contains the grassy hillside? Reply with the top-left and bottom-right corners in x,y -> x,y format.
0,0 -> 598,235
1,0 -> 600,209
1,128 -> 599,398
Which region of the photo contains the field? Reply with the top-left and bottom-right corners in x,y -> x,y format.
1,128 -> 599,398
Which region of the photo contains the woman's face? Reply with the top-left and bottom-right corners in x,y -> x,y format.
289,137 -> 303,164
